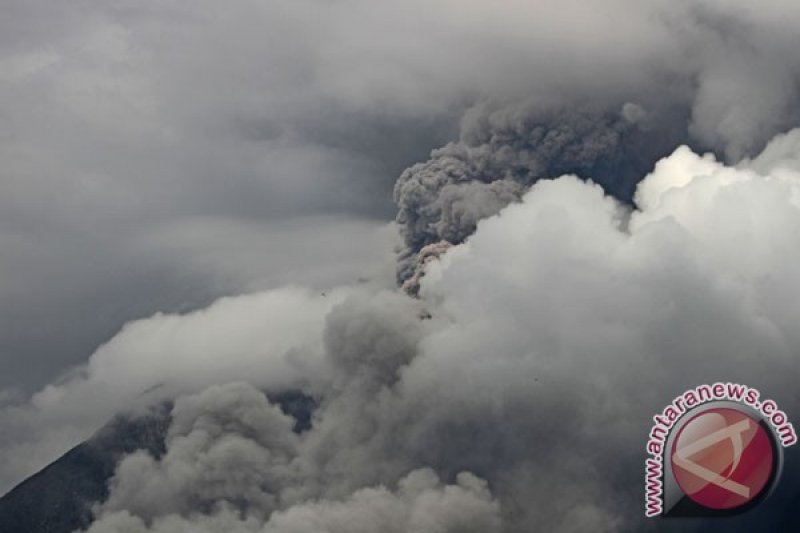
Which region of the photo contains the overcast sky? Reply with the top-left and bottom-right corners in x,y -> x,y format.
0,0 -> 469,392
7,0 -> 800,392
4,0 -> 794,393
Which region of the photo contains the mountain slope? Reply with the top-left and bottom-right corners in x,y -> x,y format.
0,406 -> 170,533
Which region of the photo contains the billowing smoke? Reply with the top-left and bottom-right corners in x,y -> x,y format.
10,130 -> 792,532
390,0 -> 800,289
88,466 -> 500,533
393,100 -> 687,288
86,384 -> 501,533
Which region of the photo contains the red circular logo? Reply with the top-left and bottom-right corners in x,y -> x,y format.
670,407 -> 775,510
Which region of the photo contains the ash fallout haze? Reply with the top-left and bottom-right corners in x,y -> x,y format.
1,1 -> 800,532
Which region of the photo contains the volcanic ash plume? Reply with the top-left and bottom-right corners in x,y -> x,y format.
393,99 -> 685,289
76,129 -> 800,532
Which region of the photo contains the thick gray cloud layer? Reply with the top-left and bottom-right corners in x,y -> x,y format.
0,0 -> 451,392
387,0 -> 800,285
5,0 -> 800,391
